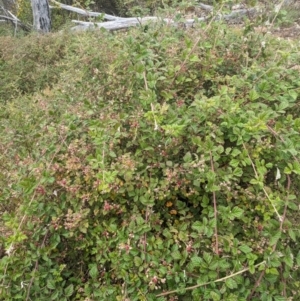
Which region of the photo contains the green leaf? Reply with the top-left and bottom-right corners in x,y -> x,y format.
225,278 -> 238,289
270,231 -> 281,246
283,252 -> 293,268
229,207 -> 244,220
51,290 -> 60,300
190,54 -> 200,62
231,148 -> 241,157
171,250 -> 182,260
210,290 -> 221,301
229,159 -> 240,168
109,151 -> 117,158
288,90 -> 298,101
249,89 -> 259,101
274,296 -> 287,301
166,160 -> 173,167
233,167 -> 243,177
288,229 -> 296,241
64,284 -> 74,297
296,252 -> 300,266
134,256 -> 143,267
47,279 -> 56,290
249,265 -> 255,274
239,245 -> 252,254
191,256 -> 202,267
191,221 -> 203,233
89,264 -> 98,279
183,152 -> 192,162
203,252 -> 212,264
267,267 -> 279,275
139,195 -> 154,206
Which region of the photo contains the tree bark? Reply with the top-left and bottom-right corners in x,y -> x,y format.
31,0 -> 51,33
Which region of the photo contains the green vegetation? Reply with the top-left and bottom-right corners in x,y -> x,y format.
1,6 -> 300,300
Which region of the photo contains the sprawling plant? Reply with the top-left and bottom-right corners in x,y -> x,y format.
0,15 -> 300,301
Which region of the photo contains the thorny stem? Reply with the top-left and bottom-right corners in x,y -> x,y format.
242,143 -> 282,221
247,175 -> 290,300
144,206 -> 151,263
143,71 -> 158,131
25,231 -> 49,301
156,261 -> 266,297
210,151 -> 219,256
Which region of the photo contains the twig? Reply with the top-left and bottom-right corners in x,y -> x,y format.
210,151 -> 219,256
25,231 -> 49,301
156,261 -> 266,297
242,143 -> 282,221
247,173 -> 290,300
143,71 -> 158,131
247,269 -> 265,300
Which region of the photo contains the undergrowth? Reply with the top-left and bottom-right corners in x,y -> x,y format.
0,14 -> 300,301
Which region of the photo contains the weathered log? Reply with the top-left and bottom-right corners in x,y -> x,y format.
70,7 -> 258,32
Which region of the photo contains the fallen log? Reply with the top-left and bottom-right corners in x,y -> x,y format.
48,0 -> 263,32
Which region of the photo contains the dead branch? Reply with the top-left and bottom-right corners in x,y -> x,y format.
0,6 -> 31,31
50,0 -> 260,32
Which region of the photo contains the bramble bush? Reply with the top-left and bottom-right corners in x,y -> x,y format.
0,11 -> 300,301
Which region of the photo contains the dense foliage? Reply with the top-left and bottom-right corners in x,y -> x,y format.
1,13 -> 300,301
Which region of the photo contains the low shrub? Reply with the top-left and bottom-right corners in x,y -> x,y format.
0,17 -> 300,301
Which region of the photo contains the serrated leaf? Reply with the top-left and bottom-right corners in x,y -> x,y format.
249,264 -> 255,274
231,148 -> 241,157
218,259 -> 230,270
134,256 -> 143,267
47,279 -> 56,290
249,89 -> 259,101
270,257 -> 281,268
239,245 -> 252,254
229,207 -> 244,220
288,90 -> 298,101
64,284 -> 74,297
229,159 -> 240,168
210,290 -> 221,301
51,290 -> 59,300
288,229 -> 296,241
233,167 -> 243,177
283,252 -> 293,268
208,270 -> 218,279
225,278 -> 238,289
139,195 -> 154,206
203,252 -> 212,264
89,264 -> 98,279
171,250 -> 182,260
267,267 -> 279,275
270,231 -> 281,246
192,221 -> 203,233
191,256 -> 202,267
287,201 -> 298,210
227,293 -> 239,301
